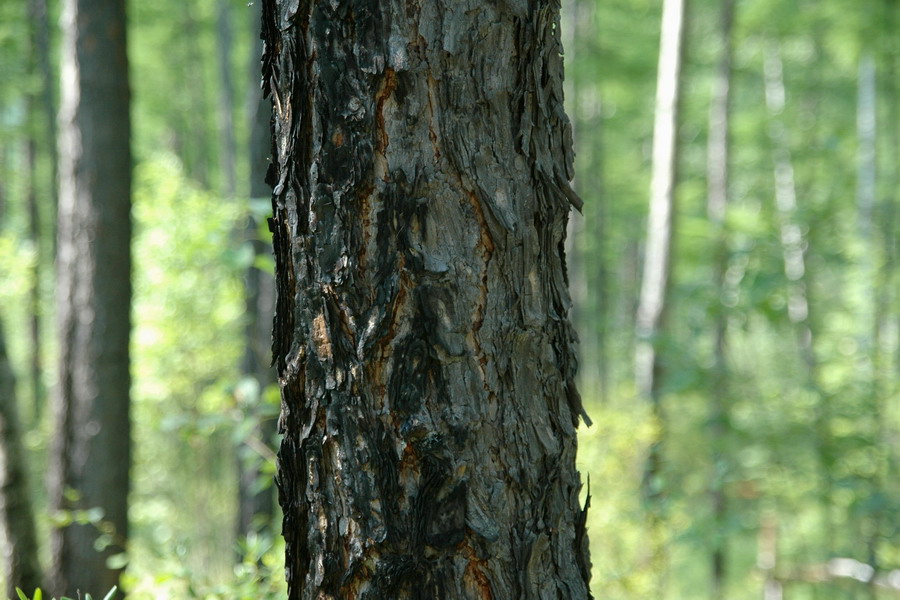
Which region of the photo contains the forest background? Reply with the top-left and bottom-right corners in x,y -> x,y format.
0,0 -> 898,598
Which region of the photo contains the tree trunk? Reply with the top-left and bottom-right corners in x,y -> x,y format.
236,2 -> 277,544
705,0 -> 735,597
262,1 -> 591,597
25,134 -> 45,424
26,0 -> 56,423
178,3 -> 212,188
29,0 -> 59,237
762,42 -> 831,553
0,320 -> 43,598
634,0 -> 686,591
216,0 -> 238,199
49,0 -> 132,596
868,0 -> 900,585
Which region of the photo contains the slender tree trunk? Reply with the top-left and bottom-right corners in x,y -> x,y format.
236,2 -> 277,545
216,0 -> 238,199
857,55 -> 877,243
26,0 -> 56,423
869,1 -> 900,587
856,53 -> 880,596
29,0 -> 59,230
49,0 -> 132,596
263,1 -> 592,597
25,135 -> 45,423
0,145 -> 6,223
758,514 -> 783,600
635,0 -> 686,591
763,42 -> 831,554
179,4 -> 211,188
706,1 -> 735,597
0,320 -> 43,598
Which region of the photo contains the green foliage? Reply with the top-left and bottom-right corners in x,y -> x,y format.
13,587 -> 115,600
566,0 -> 900,597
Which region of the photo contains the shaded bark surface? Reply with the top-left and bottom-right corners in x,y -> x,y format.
49,0 -> 132,596
262,1 -> 591,597
0,320 -> 43,597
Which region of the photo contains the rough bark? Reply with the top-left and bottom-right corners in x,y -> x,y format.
0,320 -> 43,598
49,0 -> 132,596
705,1 -> 734,597
236,2 -> 278,543
634,0 -> 686,589
263,1 -> 591,598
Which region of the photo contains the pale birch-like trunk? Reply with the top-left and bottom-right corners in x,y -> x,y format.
763,42 -> 832,555
263,0 -> 592,597
635,0 -> 686,591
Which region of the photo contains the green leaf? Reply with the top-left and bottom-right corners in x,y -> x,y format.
15,588 -> 29,600
102,586 -> 119,600
33,588 -> 42,600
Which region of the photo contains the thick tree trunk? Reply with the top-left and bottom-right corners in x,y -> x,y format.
705,1 -> 735,597
0,320 -> 43,598
263,1 -> 591,597
634,0 -> 686,591
49,0 -> 132,596
236,3 -> 277,544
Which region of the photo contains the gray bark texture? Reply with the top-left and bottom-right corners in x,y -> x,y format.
261,1 -> 592,598
0,320 -> 43,598
49,0 -> 132,596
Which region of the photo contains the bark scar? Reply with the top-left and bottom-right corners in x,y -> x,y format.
375,67 -> 398,156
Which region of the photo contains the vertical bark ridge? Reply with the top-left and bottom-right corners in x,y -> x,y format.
264,0 -> 590,598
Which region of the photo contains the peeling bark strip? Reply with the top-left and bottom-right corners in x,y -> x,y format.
261,1 -> 591,598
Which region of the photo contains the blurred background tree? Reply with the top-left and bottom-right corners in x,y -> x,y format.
0,0 -> 897,597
